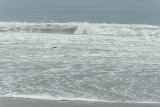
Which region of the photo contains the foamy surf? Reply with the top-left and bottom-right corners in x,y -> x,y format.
0,21 -> 160,103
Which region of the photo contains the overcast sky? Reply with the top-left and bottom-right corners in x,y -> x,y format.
0,0 -> 160,24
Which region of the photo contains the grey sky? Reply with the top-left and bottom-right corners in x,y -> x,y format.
0,0 -> 160,24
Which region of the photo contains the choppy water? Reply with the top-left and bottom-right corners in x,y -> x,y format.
0,21 -> 160,102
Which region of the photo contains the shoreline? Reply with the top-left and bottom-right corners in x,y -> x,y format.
0,97 -> 160,107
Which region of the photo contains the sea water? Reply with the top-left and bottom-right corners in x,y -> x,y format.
0,21 -> 160,102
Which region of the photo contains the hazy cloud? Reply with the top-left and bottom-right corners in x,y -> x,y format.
0,0 -> 159,24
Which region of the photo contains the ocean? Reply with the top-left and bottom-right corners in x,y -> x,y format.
0,21 -> 160,103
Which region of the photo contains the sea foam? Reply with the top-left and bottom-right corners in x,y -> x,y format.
1,21 -> 160,103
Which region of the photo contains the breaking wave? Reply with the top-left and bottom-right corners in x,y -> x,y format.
4,94 -> 105,102
3,94 -> 160,103
0,21 -> 160,36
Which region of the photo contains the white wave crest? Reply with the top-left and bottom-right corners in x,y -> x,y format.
3,94 -> 160,103
4,93 -> 104,102
0,21 -> 160,37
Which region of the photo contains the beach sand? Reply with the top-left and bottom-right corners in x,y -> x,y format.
0,97 -> 160,107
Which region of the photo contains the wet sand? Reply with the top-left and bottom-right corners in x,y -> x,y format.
0,97 -> 160,107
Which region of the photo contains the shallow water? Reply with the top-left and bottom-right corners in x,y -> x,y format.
0,21 -> 160,102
